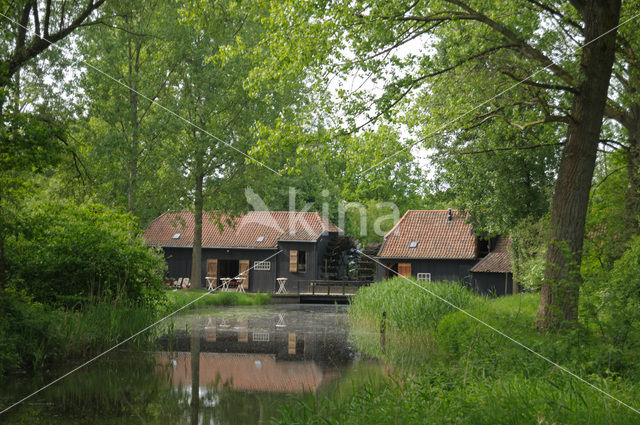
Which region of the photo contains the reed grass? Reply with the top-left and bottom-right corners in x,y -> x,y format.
273,279 -> 640,424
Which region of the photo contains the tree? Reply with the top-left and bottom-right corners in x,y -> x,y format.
0,0 -> 108,289
252,0 -> 622,329
171,1 -> 310,287
70,0 -> 184,224
0,0 -> 107,108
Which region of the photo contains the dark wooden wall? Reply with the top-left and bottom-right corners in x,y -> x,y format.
472,272 -> 514,296
375,258 -> 477,283
276,241 -> 319,285
163,247 -> 278,292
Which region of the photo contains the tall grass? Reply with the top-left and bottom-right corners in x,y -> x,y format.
273,279 -> 640,424
349,277 -> 474,332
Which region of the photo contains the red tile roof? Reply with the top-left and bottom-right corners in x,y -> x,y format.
158,352 -> 337,393
144,211 -> 342,248
470,238 -> 512,273
377,210 -> 477,259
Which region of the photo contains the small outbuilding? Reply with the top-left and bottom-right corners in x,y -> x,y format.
375,209 -> 515,295
470,237 -> 516,295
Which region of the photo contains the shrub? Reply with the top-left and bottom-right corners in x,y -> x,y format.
6,200 -> 166,307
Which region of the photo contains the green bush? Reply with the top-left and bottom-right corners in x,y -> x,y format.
6,200 -> 166,307
0,289 -> 63,374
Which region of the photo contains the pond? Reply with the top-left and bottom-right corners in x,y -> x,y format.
0,304 -> 384,424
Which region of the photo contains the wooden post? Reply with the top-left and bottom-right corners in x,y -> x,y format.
380,311 -> 387,354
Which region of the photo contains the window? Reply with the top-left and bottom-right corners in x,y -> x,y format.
252,331 -> 269,342
297,250 -> 306,272
256,236 -> 265,242
417,273 -> 431,282
409,241 -> 418,248
254,260 -> 271,271
172,233 -> 181,239
289,249 -> 307,273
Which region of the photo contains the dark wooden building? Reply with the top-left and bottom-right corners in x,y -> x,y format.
375,209 -> 515,295
470,237 -> 515,296
144,211 -> 342,292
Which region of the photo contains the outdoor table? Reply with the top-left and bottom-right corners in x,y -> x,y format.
235,278 -> 246,293
220,277 -> 232,291
276,277 -> 288,294
205,277 -> 216,291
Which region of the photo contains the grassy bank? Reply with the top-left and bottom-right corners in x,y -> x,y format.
274,278 -> 640,424
0,288 -> 271,376
162,289 -> 271,313
0,290 -> 158,375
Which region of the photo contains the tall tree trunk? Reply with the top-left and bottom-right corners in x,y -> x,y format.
191,158 -> 204,288
126,41 -> 141,213
190,320 -> 200,425
537,0 -> 621,330
625,104 -> 640,234
0,229 -> 6,290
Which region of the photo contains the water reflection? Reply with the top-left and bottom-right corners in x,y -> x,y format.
159,305 -> 353,395
0,305 -> 379,425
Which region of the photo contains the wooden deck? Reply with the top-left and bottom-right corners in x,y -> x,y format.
270,280 -> 371,304
271,293 -> 354,304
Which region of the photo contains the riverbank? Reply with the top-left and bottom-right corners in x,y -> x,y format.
274,277 -> 640,424
163,288 -> 271,313
0,288 -> 271,376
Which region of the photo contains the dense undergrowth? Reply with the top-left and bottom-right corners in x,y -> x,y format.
273,277 -> 640,424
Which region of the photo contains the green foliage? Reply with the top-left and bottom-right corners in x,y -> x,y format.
0,290 -> 158,375
349,277 -> 473,332
278,290 -> 640,424
587,236 -> 640,351
6,200 -> 165,307
510,217 -> 548,290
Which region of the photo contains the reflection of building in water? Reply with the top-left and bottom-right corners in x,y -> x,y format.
158,352 -> 338,393
157,308 -> 354,394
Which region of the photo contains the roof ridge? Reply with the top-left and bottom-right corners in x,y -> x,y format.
384,209 -> 409,239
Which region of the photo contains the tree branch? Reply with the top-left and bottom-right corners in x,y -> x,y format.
499,69 -> 578,93
444,0 -> 576,85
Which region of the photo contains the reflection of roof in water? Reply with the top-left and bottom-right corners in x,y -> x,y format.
158,352 -> 339,393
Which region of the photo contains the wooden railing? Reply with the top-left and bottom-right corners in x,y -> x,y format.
281,280 -> 372,295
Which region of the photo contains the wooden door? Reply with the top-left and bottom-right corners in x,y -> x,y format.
239,260 -> 250,290
289,250 -> 298,273
398,262 -> 411,277
206,259 -> 218,285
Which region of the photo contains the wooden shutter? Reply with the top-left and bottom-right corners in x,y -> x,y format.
288,332 -> 296,355
239,260 -> 250,290
289,250 -> 298,273
238,319 -> 248,343
206,259 -> 218,276
398,262 -> 411,277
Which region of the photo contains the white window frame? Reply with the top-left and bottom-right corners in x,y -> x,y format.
417,273 -> 431,282
252,331 -> 270,342
254,260 -> 271,271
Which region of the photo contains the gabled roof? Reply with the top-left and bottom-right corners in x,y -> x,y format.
144,211 -> 342,249
470,237 -> 512,273
377,210 -> 477,260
